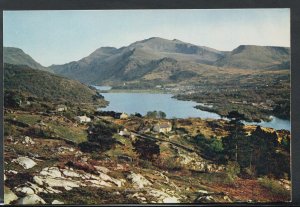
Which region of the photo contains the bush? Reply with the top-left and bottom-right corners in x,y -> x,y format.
4,123 -> 17,136
154,157 -> 183,171
195,134 -> 224,162
258,176 -> 290,198
226,161 -> 240,182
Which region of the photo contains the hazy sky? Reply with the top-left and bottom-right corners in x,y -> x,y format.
4,9 -> 290,66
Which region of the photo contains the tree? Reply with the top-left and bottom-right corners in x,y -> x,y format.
250,126 -> 279,176
222,121 -> 248,164
87,120 -> 122,151
133,139 -> 160,161
195,134 -> 224,162
227,110 -> 246,121
157,111 -> 167,119
146,110 -> 167,119
146,111 -> 158,118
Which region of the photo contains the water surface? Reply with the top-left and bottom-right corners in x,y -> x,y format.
98,92 -> 290,131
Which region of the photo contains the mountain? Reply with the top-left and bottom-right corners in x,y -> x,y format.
48,38 -> 290,85
4,63 -> 106,104
215,45 -> 290,69
49,37 -> 226,84
4,47 -> 51,72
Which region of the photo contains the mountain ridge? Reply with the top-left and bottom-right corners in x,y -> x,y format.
4,37 -> 290,85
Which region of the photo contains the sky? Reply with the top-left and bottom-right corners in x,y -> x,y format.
4,9 -> 290,66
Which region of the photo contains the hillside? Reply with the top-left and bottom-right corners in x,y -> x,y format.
4,47 -> 51,72
49,37 -> 290,85
215,45 -> 290,69
4,63 -> 106,104
49,37 -> 225,84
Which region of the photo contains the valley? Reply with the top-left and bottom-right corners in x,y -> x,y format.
3,37 -> 291,204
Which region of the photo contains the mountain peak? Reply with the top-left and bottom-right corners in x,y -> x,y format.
4,47 -> 50,72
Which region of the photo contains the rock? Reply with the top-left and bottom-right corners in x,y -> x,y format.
58,146 -> 75,153
52,200 -> 64,204
6,136 -> 14,142
7,170 -> 18,174
97,172 -> 123,187
94,166 -> 110,174
118,155 -> 133,162
27,182 -> 47,194
116,164 -> 124,170
17,194 -> 46,204
148,189 -> 180,203
33,176 -> 44,186
39,177 -> 80,189
163,197 -> 179,203
4,186 -> 18,204
12,157 -> 37,169
86,179 -> 112,187
46,186 -> 62,194
62,169 -> 81,177
40,167 -> 62,178
15,187 -> 35,195
81,157 -> 88,162
198,189 -> 210,194
127,172 -> 152,188
24,136 -> 35,145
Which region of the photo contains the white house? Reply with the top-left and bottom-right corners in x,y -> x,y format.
120,113 -> 129,119
75,115 -> 91,123
56,105 -> 67,112
153,122 -> 172,133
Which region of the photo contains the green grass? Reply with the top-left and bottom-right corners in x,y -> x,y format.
6,113 -> 42,125
47,122 -> 88,143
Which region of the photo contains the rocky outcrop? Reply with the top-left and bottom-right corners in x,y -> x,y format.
17,194 -> 46,204
12,156 -> 37,169
4,186 -> 18,204
127,172 -> 152,188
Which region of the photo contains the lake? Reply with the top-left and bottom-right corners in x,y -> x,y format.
97,91 -> 290,131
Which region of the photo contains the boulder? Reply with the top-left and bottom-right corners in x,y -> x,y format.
40,167 -> 62,178
148,189 -> 180,203
17,194 -> 46,205
4,186 -> 18,204
62,169 -> 81,178
127,172 -> 152,188
12,157 -> 37,169
52,200 -> 64,204
94,166 -> 110,174
24,136 -> 35,145
33,176 -> 44,186
15,187 -> 35,195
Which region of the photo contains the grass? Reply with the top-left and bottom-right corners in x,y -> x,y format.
6,113 -> 42,125
47,122 -> 88,143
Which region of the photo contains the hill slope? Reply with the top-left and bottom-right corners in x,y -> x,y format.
4,47 -> 51,72
215,45 -> 290,69
4,63 -> 106,104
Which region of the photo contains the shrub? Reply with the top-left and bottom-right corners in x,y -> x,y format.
4,123 -> 17,136
258,176 -> 290,198
226,161 -> 240,182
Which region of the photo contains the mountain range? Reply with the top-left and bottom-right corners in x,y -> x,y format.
4,37 -> 290,85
